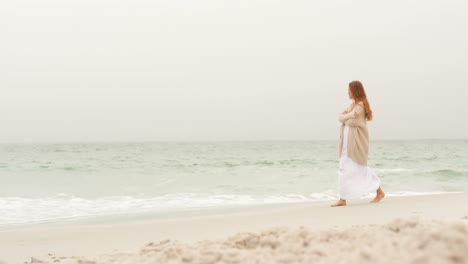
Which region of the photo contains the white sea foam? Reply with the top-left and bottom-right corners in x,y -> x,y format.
0,191 -> 458,226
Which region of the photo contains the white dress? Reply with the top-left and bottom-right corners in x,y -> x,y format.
338,125 -> 380,200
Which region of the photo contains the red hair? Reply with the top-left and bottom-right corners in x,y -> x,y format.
349,80 -> 373,121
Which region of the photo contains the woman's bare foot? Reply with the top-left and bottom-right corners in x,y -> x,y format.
370,187 -> 385,203
331,199 -> 347,207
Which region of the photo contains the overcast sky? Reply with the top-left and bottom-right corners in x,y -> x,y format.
1,0 -> 467,143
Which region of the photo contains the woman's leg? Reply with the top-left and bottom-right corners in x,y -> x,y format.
331,199 -> 347,207
370,187 -> 385,203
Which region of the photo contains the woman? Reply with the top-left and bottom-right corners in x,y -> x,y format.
332,80 -> 385,207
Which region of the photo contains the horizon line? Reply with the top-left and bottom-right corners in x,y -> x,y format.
0,138 -> 466,145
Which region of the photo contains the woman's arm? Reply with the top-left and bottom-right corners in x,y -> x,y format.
338,111 -> 356,122
338,104 -> 359,122
344,104 -> 364,126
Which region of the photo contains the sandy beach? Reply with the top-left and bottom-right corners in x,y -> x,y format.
3,0 -> 467,262
0,193 -> 467,264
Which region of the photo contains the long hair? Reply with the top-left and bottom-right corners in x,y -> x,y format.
349,80 -> 373,121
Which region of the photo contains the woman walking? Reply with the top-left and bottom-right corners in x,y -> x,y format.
332,81 -> 385,207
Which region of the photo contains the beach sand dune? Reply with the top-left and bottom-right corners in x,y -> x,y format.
24,217 -> 468,264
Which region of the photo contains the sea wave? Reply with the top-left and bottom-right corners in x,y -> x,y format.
374,168 -> 412,173
426,169 -> 467,176
0,191 -> 457,226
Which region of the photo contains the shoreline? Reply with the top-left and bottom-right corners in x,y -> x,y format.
0,191 -> 461,230
1,192 -> 467,263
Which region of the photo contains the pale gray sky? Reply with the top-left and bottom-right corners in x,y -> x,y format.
1,0 -> 467,143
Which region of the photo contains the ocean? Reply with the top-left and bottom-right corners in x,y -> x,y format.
0,140 -> 467,226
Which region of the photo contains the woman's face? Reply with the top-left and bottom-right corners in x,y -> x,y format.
348,87 -> 354,99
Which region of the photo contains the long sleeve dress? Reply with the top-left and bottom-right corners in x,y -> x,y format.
337,103 -> 380,200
